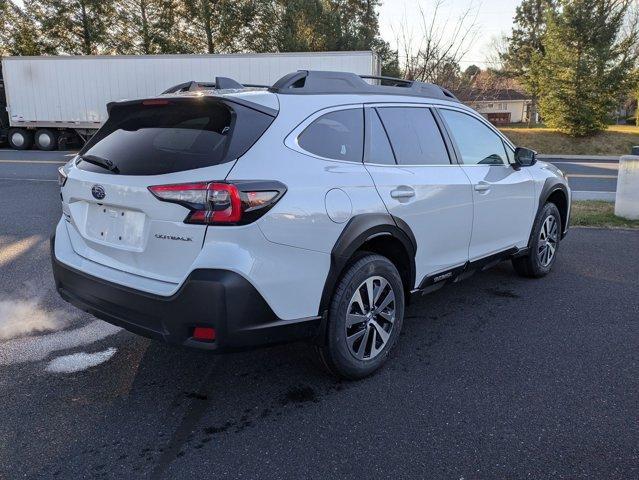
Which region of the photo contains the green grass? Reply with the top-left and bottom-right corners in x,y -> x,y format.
571,201 -> 639,229
499,125 -> 639,156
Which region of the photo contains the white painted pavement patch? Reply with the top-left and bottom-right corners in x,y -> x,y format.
46,348 -> 117,373
0,320 -> 122,366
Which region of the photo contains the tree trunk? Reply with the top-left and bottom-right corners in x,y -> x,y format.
528,95 -> 537,127
80,1 -> 92,55
140,0 -> 151,54
202,0 -> 214,53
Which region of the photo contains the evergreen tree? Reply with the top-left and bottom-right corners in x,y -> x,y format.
113,0 -> 188,54
270,0 -> 328,52
1,0 -> 396,76
0,0 -> 48,55
266,0 -> 398,76
539,0 -> 639,136
503,0 -> 556,126
28,0 -> 118,54
179,0 -> 253,53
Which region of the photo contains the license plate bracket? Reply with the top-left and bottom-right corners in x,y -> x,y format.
85,204 -> 146,249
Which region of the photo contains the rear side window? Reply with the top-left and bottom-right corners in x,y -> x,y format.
77,98 -> 274,175
298,108 -> 363,162
377,107 -> 450,166
439,109 -> 507,166
366,109 -> 396,165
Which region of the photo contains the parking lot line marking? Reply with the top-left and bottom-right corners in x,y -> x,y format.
0,159 -> 65,164
0,177 -> 57,182
566,174 -> 618,179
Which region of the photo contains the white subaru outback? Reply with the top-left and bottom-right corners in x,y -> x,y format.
52,71 -> 571,379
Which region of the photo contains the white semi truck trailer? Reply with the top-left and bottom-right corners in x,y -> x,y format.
0,51 -> 380,150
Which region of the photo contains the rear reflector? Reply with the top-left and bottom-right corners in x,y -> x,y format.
193,326 -> 216,341
148,180 -> 286,226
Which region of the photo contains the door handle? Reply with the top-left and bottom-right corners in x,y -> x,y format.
474,182 -> 491,193
390,188 -> 415,199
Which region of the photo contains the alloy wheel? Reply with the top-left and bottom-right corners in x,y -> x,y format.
538,215 -> 559,267
345,275 -> 396,360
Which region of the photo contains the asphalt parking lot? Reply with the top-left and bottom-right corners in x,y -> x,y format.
1,153 -> 638,479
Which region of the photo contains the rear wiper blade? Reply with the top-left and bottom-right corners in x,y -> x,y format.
79,154 -> 119,174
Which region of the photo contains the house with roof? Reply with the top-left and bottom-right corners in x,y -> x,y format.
455,89 -> 535,125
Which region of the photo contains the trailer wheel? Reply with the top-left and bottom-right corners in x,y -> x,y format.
8,128 -> 34,150
34,129 -> 58,151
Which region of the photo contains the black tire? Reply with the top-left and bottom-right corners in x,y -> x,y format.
316,253 -> 405,380
34,129 -> 58,151
8,128 -> 33,150
512,202 -> 561,278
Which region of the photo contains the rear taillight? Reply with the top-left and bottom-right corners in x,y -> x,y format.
148,181 -> 286,225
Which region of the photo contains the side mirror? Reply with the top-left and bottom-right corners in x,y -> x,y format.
514,147 -> 537,167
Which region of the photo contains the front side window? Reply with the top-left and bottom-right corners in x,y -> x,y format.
376,107 -> 450,166
439,109 -> 508,166
298,108 -> 364,162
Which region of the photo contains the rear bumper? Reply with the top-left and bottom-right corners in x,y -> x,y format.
51,236 -> 322,351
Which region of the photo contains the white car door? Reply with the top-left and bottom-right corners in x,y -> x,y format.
437,108 -> 537,260
363,105 -> 474,288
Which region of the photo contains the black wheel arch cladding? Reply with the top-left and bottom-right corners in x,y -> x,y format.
318,213 -> 417,316
538,177 -> 570,236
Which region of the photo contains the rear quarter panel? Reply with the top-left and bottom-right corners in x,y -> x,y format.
222,98 -> 390,318
228,98 -> 389,254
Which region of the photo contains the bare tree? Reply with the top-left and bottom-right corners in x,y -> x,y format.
392,0 -> 480,86
485,33 -> 509,71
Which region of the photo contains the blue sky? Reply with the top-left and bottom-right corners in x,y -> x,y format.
379,0 -> 521,67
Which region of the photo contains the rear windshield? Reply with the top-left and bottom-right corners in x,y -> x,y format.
77,98 -> 275,175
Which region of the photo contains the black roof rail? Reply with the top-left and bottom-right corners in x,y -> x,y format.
269,70 -> 459,102
162,77 -> 269,95
359,75 -> 413,87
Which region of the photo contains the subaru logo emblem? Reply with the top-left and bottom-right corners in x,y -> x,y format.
91,184 -> 106,200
